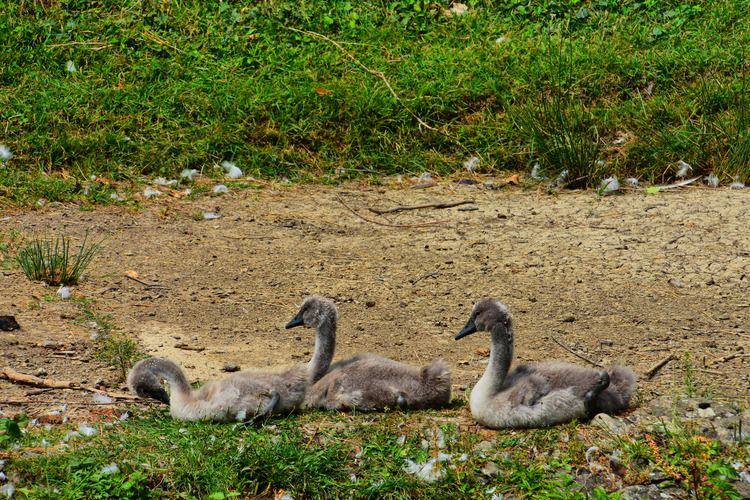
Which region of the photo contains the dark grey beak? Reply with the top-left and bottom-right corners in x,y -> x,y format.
455,319 -> 477,340
285,310 -> 305,329
142,387 -> 170,405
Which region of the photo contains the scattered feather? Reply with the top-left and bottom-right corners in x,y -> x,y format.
110,193 -> 124,201
626,178 -> 639,186
676,160 -> 693,178
154,177 -> 178,187
78,423 -> 96,437
181,169 -> 198,180
221,161 -> 243,179
66,61 -> 77,73
437,452 -> 453,462
418,172 -> 434,183
1,483 -> 14,499
740,471 -> 750,483
100,463 -> 118,475
450,3 -> 468,15
530,163 -> 547,181
396,435 -> 406,445
93,394 -> 113,404
600,176 -> 620,192
203,212 -> 220,220
403,458 -> 444,482
143,188 -> 161,198
585,446 -> 600,465
463,156 -> 481,172
729,176 -> 745,190
213,185 -> 228,194
495,36 -> 507,44
596,160 -> 606,168
435,428 -> 446,448
0,145 -> 13,161
57,287 -> 71,300
36,199 -> 46,207
656,176 -> 701,189
706,173 -> 719,188
554,169 -> 569,187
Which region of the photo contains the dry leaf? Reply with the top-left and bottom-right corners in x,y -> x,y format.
124,270 -> 138,279
315,88 -> 333,96
505,174 -> 519,185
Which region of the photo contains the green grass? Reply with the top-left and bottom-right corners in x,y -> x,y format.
14,231 -> 106,286
3,403 -> 748,499
1,0 -> 749,205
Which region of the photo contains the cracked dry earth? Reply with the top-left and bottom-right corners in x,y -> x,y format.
1,181 -> 749,422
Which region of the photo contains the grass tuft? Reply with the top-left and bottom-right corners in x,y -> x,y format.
15,231 -> 106,286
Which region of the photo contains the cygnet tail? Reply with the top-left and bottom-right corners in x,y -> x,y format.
244,391 -> 281,424
421,359 -> 451,384
595,365 -> 637,414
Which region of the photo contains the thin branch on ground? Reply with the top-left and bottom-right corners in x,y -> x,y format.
369,200 -> 475,215
409,272 -> 439,285
550,335 -> 604,368
645,353 -> 676,379
336,195 -> 447,227
1,366 -> 138,399
124,273 -> 169,290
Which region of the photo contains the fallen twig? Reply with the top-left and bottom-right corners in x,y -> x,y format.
668,234 -> 686,245
2,366 -> 138,399
550,336 -> 604,368
174,343 -> 206,352
336,195 -> 447,227
369,200 -> 475,215
409,272 -> 439,285
0,399 -> 144,406
26,388 -> 54,396
645,353 -> 676,379
709,353 -> 750,365
124,273 -> 169,290
696,368 -> 724,375
2,366 -> 74,389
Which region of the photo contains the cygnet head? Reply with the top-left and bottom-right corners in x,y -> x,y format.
286,295 -> 338,330
456,299 -> 512,340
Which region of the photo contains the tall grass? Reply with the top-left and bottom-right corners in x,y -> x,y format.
15,231 -> 106,286
1,0 -> 749,203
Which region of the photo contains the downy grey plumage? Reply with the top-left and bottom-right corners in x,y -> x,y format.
456,299 -> 636,429
127,357 -> 307,422
286,295 -> 452,412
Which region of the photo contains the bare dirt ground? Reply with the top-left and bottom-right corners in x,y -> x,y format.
1,181 -> 749,421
